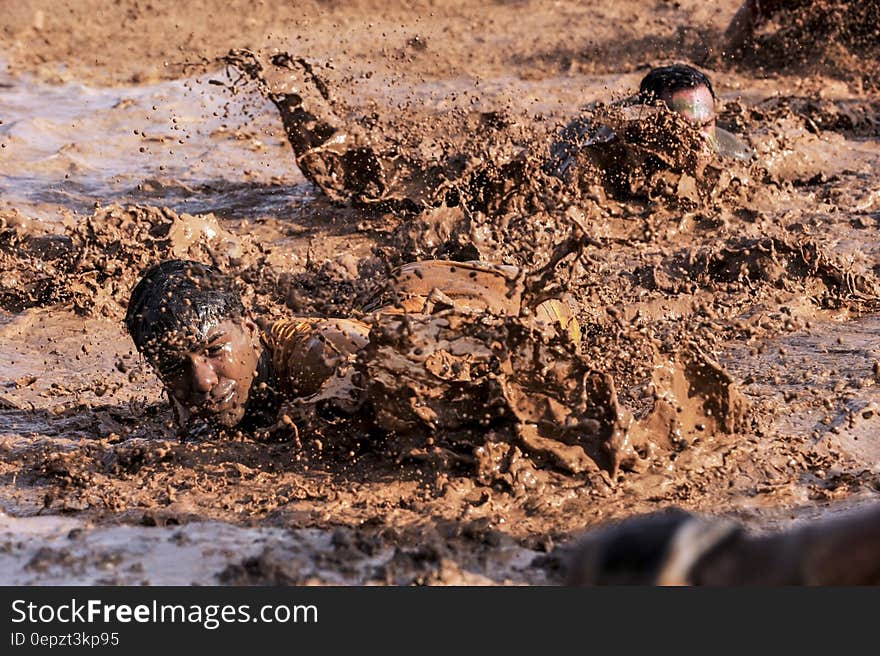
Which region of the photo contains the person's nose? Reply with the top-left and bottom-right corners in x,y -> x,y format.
188,355 -> 218,393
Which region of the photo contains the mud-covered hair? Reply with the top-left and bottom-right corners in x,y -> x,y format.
125,259 -> 245,364
639,64 -> 715,103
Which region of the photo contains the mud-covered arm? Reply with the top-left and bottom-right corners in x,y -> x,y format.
269,318 -> 371,415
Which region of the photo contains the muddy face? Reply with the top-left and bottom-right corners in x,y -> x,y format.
661,85 -> 716,138
155,318 -> 262,427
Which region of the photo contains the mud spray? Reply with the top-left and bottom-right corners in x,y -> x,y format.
0,0 -> 878,584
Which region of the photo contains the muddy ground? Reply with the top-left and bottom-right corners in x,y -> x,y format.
0,0 -> 879,585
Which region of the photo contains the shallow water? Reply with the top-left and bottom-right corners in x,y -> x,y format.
0,62 -> 312,222
725,313 -> 880,467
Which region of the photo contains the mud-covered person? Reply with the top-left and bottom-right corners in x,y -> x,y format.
124,260 -> 282,432
124,258 -> 580,437
545,63 -> 752,182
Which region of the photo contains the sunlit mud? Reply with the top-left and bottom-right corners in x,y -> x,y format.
1,0 -> 879,584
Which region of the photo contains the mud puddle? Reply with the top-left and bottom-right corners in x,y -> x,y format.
0,62 -> 310,222
724,313 -> 880,468
0,511 -> 547,585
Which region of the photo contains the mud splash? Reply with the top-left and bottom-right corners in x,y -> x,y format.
1,1 -> 880,585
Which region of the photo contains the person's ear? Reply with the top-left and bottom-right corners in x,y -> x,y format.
243,318 -> 260,342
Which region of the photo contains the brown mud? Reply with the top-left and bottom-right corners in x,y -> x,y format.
1,1 -> 879,584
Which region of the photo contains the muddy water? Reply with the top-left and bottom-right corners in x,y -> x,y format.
3,17 -> 880,584
0,511 -> 548,585
0,62 -> 311,221
725,313 -> 880,467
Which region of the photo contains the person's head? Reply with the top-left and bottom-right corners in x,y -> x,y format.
125,259 -> 262,427
639,64 -> 717,138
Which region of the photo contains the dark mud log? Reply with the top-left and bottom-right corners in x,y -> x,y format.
567,504 -> 880,585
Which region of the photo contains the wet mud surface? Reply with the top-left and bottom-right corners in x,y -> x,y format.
1,0 -> 879,585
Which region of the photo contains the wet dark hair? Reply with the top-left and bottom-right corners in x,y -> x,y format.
638,64 -> 715,103
125,259 -> 245,364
